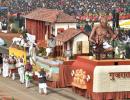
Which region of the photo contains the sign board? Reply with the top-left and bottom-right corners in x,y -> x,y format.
93,65 -> 130,92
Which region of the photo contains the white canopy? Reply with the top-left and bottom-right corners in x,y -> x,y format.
119,20 -> 130,29
0,38 -> 5,46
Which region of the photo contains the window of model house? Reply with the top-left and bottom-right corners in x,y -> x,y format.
77,41 -> 82,54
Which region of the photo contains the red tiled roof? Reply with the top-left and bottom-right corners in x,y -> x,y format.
0,32 -> 20,47
24,8 -> 77,23
56,13 -> 77,23
56,28 -> 84,42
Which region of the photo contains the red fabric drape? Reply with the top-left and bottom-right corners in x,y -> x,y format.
58,57 -> 130,99
26,19 -> 46,44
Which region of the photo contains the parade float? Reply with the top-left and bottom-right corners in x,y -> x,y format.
71,40 -> 130,99
56,18 -> 130,99
70,56 -> 130,99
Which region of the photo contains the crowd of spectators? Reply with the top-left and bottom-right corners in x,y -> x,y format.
0,0 -> 130,16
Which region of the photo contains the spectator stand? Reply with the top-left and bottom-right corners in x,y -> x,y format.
0,6 -> 8,18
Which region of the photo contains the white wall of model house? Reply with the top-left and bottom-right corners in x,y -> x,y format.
69,33 -> 89,55
54,23 -> 77,36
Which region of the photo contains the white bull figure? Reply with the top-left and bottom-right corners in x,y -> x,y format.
11,36 -> 25,46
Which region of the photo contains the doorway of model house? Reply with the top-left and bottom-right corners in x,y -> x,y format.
77,41 -> 82,54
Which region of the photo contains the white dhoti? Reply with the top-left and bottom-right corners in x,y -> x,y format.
0,64 -> 2,75
18,67 -> 25,83
29,45 -> 36,64
2,30 -> 7,33
35,71 -> 48,94
103,41 -> 112,49
2,63 -> 9,77
39,83 -> 47,94
0,67 -> 2,74
46,48 -> 52,57
9,64 -> 16,80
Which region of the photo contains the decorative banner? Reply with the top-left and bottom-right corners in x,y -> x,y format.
71,69 -> 87,89
9,47 -> 26,63
93,65 -> 130,92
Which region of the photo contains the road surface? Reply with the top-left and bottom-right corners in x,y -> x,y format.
0,76 -> 87,100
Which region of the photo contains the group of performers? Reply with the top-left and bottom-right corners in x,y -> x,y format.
2,54 -> 32,83
6,29 -> 49,94
0,53 -> 48,95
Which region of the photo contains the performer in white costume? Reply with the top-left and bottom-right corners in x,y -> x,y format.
46,34 -> 56,57
29,43 -> 37,65
8,56 -> 16,80
35,69 -> 47,95
2,55 -> 9,77
18,58 -> 25,84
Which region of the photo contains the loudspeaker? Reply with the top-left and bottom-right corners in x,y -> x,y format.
112,19 -> 116,28
112,9 -> 116,28
115,13 -> 119,28
112,9 -> 116,19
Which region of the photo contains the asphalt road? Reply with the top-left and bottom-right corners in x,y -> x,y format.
0,76 -> 87,100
